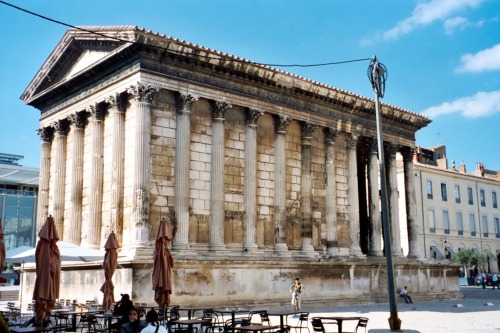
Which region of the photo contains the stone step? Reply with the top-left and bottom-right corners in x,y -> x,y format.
460,286 -> 500,300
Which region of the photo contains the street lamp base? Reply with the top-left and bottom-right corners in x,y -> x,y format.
388,315 -> 402,331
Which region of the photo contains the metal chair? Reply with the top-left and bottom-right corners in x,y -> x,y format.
348,317 -> 369,333
249,310 -> 271,326
288,312 -> 310,333
310,318 -> 326,333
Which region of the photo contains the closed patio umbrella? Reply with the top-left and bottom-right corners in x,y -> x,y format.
152,218 -> 174,307
32,216 -> 61,323
100,232 -> 119,310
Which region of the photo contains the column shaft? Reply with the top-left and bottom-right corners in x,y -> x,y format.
51,120 -> 69,237
368,139 -> 382,256
386,144 -> 402,257
403,147 -> 421,258
65,113 -> 85,244
210,101 -> 231,251
36,127 -> 53,233
173,93 -> 197,250
243,108 -> 263,252
347,135 -> 362,256
300,122 -> 317,255
325,128 -> 339,256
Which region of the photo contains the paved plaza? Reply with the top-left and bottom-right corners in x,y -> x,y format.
297,287 -> 500,333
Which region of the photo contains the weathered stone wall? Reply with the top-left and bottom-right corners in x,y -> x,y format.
19,259 -> 461,309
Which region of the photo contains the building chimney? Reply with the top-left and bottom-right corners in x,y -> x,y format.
459,161 -> 466,173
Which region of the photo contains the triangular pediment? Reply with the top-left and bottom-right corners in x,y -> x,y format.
21,26 -> 138,105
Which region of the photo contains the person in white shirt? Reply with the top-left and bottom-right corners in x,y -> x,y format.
141,309 -> 168,333
399,286 -> 413,303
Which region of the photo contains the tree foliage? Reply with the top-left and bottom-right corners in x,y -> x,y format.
452,249 -> 488,271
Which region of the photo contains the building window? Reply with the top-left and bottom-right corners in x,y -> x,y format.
441,183 -> 447,201
482,215 -> 488,237
467,187 -> 473,205
456,212 -> 463,236
469,213 -> 476,236
428,210 -> 436,233
494,217 -> 500,238
443,210 -> 450,234
493,191 -> 498,209
427,180 -> 433,199
480,189 -> 486,207
455,185 -> 461,203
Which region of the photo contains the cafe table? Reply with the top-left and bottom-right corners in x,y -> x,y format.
267,311 -> 297,331
94,313 -> 122,333
315,316 -> 363,333
213,308 -> 250,332
170,318 -> 211,333
237,324 -> 281,333
176,307 -> 209,319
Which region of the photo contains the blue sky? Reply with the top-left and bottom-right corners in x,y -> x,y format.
1,0 -> 499,171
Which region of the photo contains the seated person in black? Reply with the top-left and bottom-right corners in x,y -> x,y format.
112,293 -> 134,330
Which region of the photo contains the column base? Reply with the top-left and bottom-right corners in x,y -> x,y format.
209,243 -> 227,252
326,247 -> 341,257
172,243 -> 190,251
242,243 -> 259,253
127,243 -> 154,260
350,246 -> 364,257
274,243 -> 291,256
301,244 -> 319,257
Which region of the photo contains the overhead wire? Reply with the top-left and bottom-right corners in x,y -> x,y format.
0,0 -> 371,68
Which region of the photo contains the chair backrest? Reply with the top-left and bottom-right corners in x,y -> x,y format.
298,312 -> 309,326
249,310 -> 268,325
355,317 -> 369,333
311,318 -> 325,333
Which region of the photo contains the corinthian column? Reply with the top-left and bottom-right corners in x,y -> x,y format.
65,112 -> 86,244
243,107 -> 263,253
300,121 -> 318,256
127,83 -> 160,249
324,128 -> 340,257
385,143 -> 402,257
105,93 -> 126,245
173,92 -> 198,251
367,138 -> 382,256
402,146 -> 421,259
209,100 -> 231,252
347,134 -> 363,256
273,115 -> 291,254
84,104 -> 106,249
36,127 -> 54,232
51,119 -> 69,237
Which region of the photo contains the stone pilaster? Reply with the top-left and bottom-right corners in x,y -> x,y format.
300,121 -> 318,256
127,83 -> 160,252
385,143 -> 402,257
105,93 -> 126,245
324,128 -> 340,257
36,127 -> 54,233
210,100 -> 231,252
273,114 -> 291,254
51,119 -> 69,237
402,146 -> 421,259
84,104 -> 106,249
346,134 -> 363,256
173,92 -> 198,251
367,138 -> 383,256
243,107 -> 263,253
65,112 -> 86,244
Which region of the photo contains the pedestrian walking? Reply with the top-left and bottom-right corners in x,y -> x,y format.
290,277 -> 303,311
492,273 -> 499,289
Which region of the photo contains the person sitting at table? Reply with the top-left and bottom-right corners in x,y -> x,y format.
399,286 -> 414,303
112,293 -> 135,330
141,309 -> 168,333
121,308 -> 147,333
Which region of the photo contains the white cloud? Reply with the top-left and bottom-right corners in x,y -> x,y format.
383,0 -> 485,41
455,44 -> 500,73
421,90 -> 500,119
443,17 -> 469,35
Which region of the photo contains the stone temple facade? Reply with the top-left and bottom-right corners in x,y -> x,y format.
19,26 -> 459,307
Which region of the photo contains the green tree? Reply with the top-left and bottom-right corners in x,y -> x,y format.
452,249 -> 488,274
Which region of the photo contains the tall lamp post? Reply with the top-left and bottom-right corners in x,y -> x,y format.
368,56 -> 401,331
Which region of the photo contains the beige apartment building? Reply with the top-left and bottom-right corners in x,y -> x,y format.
399,145 -> 500,274
18,26 -> 461,307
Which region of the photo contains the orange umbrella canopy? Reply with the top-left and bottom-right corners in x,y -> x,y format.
32,216 -> 61,322
100,232 -> 119,310
0,219 -> 5,274
152,219 -> 174,307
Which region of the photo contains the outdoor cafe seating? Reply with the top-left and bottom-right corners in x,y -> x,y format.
311,316 -> 368,333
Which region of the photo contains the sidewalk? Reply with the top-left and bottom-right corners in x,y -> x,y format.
299,295 -> 500,333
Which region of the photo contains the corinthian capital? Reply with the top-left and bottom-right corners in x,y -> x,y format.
384,142 -> 401,158
301,121 -> 318,139
273,115 -> 291,134
53,119 -> 69,136
211,100 -> 232,120
68,111 -> 87,129
176,93 -> 198,114
37,127 -> 54,143
324,128 -> 338,144
127,82 -> 160,103
346,134 -> 358,149
105,92 -> 127,112
245,108 -> 264,126
401,146 -> 415,161
367,137 -> 378,153
87,103 -> 107,121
